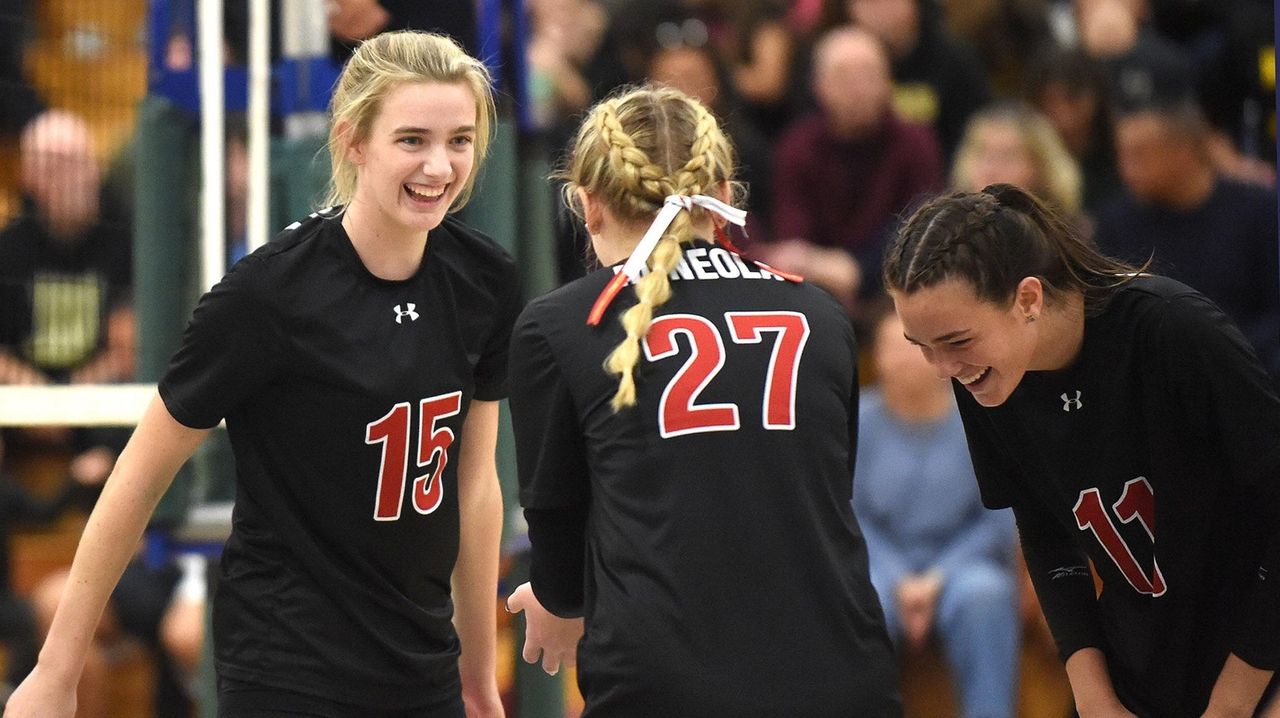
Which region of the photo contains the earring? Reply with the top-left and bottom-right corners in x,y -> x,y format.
1026,314 -> 1037,324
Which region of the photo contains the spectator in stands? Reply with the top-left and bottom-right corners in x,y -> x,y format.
30,552 -> 205,718
606,0 -> 798,138
0,107 -> 195,718
951,102 -> 1084,219
763,25 -> 942,318
1093,95 -> 1279,384
933,0 -> 1053,97
854,302 -> 1020,718
0,435 -> 101,700
1190,1 -> 1276,185
0,110 -> 134,479
821,0 -> 992,160
328,0 -> 478,58
530,0 -> 633,286
1023,45 -> 1122,213
0,110 -> 132,389
679,0 -> 797,138
1073,0 -> 1194,108
526,0 -> 628,137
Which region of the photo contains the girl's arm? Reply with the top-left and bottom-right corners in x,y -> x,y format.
1013,500 -> 1105,663
5,394 -> 209,718
1202,654 -> 1275,718
451,399 -> 504,718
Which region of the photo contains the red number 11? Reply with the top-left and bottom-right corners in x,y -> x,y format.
1072,477 -> 1166,596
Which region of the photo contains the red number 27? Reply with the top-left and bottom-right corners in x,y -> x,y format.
365,391 -> 462,521
643,311 -> 810,438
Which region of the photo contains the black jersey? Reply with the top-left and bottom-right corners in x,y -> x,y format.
955,276 -> 1280,716
509,241 -> 900,717
159,209 -> 521,709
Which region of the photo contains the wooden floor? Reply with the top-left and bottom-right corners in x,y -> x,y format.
530,616 -> 1072,717
900,636 -> 1073,718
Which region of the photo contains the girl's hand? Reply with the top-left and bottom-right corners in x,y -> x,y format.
4,664 -> 79,718
506,582 -> 583,676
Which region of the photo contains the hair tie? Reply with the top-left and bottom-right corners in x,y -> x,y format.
622,195 -> 746,281
981,183 -> 1036,215
586,195 -> 747,325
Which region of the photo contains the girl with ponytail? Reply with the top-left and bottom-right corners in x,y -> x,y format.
884,185 -> 1280,716
505,85 -> 900,716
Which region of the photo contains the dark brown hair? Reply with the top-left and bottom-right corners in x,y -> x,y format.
883,184 -> 1148,313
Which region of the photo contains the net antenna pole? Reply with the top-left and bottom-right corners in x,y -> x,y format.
246,0 -> 272,252
280,0 -> 330,140
197,0 -> 226,291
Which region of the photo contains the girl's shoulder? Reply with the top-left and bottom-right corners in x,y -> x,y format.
1102,275 -> 1233,338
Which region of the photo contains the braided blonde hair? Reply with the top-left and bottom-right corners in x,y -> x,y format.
324,31 -> 496,211
560,86 -> 740,410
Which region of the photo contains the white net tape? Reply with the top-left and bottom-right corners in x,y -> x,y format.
0,384 -> 234,541
0,383 -> 157,426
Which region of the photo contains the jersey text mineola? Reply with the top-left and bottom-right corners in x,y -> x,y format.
617,246 -> 787,283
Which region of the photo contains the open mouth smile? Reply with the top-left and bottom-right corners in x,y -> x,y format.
404,183 -> 446,203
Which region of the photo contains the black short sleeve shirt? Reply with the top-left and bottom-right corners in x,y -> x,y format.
509,241 -> 900,717
159,210 -> 521,709
955,276 -> 1280,715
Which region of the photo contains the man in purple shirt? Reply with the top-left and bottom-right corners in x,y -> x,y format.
761,26 -> 942,319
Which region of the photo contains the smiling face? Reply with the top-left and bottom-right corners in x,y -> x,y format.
346,81 -> 477,237
891,278 -> 1041,407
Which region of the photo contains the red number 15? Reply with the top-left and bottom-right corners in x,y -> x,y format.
366,391 -> 462,521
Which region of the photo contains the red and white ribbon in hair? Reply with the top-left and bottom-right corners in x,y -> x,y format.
586,194 -> 748,326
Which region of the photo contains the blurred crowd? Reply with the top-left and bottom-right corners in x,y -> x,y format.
521,0 -> 1277,382
0,0 -> 1275,716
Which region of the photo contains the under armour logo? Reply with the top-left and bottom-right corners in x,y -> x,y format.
393,303 -> 419,323
1061,390 -> 1083,412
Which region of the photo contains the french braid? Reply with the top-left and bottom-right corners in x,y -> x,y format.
559,86 -> 738,410
884,185 -> 1147,312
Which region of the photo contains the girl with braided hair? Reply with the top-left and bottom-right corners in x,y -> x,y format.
885,184 -> 1279,716
505,85 -> 900,716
